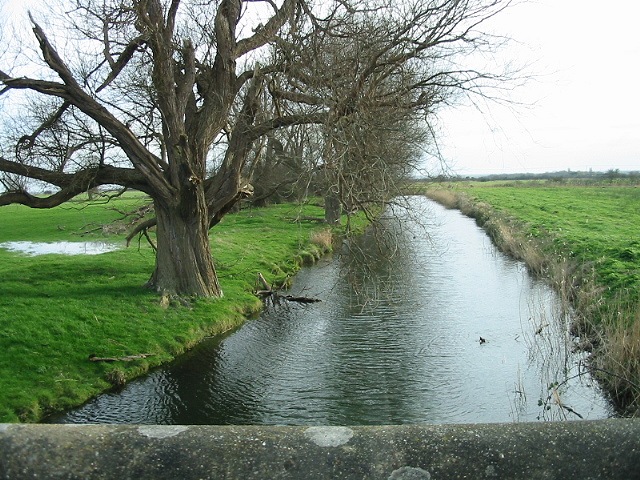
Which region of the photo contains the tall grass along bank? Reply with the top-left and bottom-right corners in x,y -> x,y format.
421,183 -> 640,415
0,196 -> 333,422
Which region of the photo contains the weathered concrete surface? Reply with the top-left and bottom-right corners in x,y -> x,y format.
1,420 -> 638,479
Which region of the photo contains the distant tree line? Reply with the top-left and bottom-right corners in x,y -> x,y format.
420,169 -> 640,184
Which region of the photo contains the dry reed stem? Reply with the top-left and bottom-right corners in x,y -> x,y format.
310,229 -> 333,251
593,305 -> 640,413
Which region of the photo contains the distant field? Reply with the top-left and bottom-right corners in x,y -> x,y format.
0,196 -> 330,422
461,185 -> 640,297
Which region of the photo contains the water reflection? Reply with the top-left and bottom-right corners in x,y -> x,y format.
47,197 -> 612,424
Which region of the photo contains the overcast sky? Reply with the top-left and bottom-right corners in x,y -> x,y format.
3,0 -> 639,176
436,0 -> 640,175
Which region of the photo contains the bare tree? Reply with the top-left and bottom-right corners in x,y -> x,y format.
0,0 -> 302,297
0,0 -> 514,298
270,0 -> 514,223
245,126 -> 315,206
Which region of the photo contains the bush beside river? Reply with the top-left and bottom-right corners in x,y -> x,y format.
420,182 -> 640,415
0,195 -> 332,422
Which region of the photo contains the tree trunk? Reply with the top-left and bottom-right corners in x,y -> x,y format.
146,195 -> 222,298
324,190 -> 342,225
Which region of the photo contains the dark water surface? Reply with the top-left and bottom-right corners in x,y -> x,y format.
47,197 -> 613,424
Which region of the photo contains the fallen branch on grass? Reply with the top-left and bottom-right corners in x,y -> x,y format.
88,353 -> 155,363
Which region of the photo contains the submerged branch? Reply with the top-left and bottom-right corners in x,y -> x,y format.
255,272 -> 321,303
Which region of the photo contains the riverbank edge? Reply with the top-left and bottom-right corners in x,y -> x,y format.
50,235 -> 336,424
1,203 -> 344,424
421,187 -> 639,416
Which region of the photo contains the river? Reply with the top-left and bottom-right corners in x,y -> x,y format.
46,196 -> 613,424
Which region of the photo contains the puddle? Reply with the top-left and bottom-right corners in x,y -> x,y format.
0,241 -> 121,256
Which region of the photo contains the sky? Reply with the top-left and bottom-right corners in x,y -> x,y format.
2,0 -> 639,176
436,0 -> 640,176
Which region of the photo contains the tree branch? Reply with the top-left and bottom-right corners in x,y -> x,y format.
17,101 -> 72,150
1,18 -> 176,201
235,0 -> 298,58
247,112 -> 328,142
0,156 -> 150,195
125,217 -> 158,246
29,14 -> 82,89
96,36 -> 147,93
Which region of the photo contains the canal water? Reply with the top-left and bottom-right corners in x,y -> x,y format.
47,196 -> 613,424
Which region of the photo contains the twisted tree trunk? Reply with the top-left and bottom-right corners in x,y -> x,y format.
146,190 -> 221,297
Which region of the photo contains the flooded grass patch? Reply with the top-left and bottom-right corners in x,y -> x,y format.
0,241 -> 122,256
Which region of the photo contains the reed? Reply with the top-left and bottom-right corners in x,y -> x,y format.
309,229 -> 334,251
591,301 -> 640,413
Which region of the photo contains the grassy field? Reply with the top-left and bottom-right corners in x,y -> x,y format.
422,181 -> 640,413
0,194 -> 332,422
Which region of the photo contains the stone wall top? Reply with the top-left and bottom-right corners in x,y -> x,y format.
1,420 -> 639,479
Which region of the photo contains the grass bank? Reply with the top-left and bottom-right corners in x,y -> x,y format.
420,183 -> 640,414
0,195 -> 333,422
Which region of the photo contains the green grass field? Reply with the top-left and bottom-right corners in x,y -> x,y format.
0,195 -> 331,422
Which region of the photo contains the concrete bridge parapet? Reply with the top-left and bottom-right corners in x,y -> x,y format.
1,420 -> 639,479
